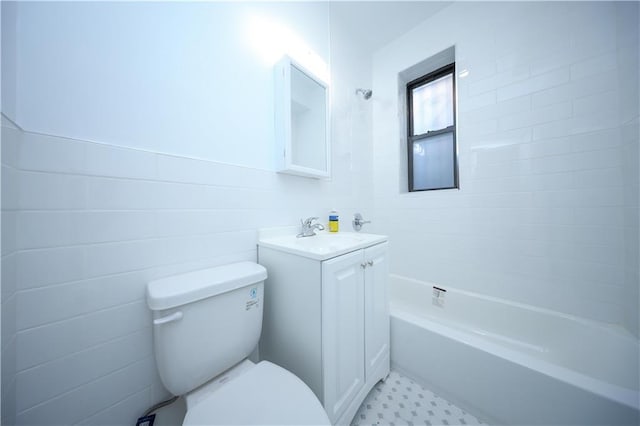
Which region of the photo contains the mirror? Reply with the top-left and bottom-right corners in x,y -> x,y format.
274,56 -> 330,178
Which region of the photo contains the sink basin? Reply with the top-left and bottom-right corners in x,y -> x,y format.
258,230 -> 387,260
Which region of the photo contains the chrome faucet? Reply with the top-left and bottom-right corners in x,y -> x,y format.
352,213 -> 371,231
297,217 -> 325,238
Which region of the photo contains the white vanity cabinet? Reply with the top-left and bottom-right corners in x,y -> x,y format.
258,238 -> 389,425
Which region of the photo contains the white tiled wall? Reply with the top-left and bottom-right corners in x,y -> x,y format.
617,0 -> 640,338
0,3 -> 374,424
2,119 -> 20,426
1,119 -> 373,424
372,2 -> 639,331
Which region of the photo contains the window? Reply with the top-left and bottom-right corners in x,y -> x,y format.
407,63 -> 458,192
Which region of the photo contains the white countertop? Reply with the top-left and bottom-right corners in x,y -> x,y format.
258,227 -> 387,261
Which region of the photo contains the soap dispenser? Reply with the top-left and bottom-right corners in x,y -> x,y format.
329,210 -> 339,232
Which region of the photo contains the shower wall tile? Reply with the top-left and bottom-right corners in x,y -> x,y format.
372,1 -> 638,331
569,51 -> 618,80
496,67 -> 570,102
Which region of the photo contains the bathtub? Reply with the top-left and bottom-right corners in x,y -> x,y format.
389,275 -> 640,425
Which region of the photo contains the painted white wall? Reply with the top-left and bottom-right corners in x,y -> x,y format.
372,2 -> 639,331
0,1 -> 373,424
12,1 -> 330,170
1,1 -> 15,121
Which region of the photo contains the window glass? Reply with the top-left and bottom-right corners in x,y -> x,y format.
411,133 -> 455,190
411,73 -> 453,135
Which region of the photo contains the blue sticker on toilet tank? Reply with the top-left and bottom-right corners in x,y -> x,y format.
246,288 -> 260,311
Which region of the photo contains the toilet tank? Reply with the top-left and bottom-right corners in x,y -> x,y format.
147,262 -> 267,396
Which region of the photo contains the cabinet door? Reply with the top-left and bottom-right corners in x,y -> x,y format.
322,250 -> 365,423
364,243 -> 389,379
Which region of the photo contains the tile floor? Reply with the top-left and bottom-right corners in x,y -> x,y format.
152,369 -> 487,426
351,370 -> 487,426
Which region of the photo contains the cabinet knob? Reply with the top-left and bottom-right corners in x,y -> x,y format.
360,263 -> 367,268
367,260 -> 374,266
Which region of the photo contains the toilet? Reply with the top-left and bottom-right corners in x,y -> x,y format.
147,261 -> 331,425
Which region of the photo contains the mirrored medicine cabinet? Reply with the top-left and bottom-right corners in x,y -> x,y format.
274,55 -> 330,178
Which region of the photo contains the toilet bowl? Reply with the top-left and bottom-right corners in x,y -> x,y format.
183,360 -> 329,425
147,262 -> 330,425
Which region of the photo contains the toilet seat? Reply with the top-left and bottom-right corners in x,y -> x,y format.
183,361 -> 330,425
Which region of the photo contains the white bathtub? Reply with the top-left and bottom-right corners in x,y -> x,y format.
389,275 -> 640,425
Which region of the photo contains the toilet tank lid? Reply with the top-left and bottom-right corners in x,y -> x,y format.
147,262 -> 267,310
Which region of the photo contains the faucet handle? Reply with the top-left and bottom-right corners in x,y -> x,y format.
352,213 -> 371,231
298,217 -> 321,238
303,217 -> 319,226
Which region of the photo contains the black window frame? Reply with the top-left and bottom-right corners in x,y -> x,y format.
407,63 -> 458,192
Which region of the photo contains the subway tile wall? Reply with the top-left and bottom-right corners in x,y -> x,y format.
2,119 -> 20,426
372,2 -> 639,332
0,120 -> 373,425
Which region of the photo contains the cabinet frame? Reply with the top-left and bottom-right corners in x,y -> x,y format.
274,55 -> 331,179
